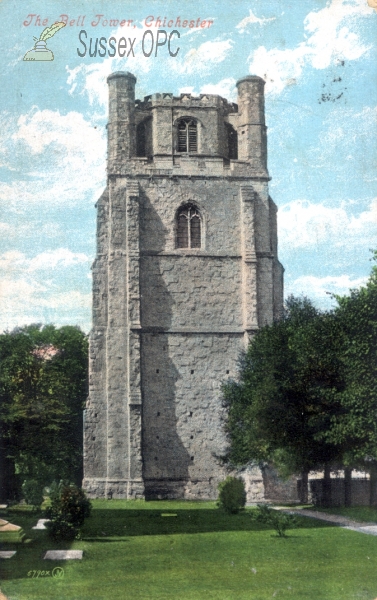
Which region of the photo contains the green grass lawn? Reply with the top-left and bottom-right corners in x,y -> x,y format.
1,500 -> 377,600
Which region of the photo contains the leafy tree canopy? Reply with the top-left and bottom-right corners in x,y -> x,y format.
222,252 -> 377,485
0,324 -> 88,497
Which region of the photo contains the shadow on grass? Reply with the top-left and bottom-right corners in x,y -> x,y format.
81,508 -> 335,539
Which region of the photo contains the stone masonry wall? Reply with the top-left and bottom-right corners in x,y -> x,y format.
140,256 -> 242,330
141,332 -> 242,499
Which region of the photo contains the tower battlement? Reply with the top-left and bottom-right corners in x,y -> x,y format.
136,93 -> 238,112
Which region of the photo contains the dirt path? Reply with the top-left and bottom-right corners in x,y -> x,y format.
278,507 -> 377,535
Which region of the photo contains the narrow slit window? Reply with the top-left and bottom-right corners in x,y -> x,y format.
177,119 -> 197,153
227,123 -> 238,159
136,121 -> 146,157
176,204 -> 202,249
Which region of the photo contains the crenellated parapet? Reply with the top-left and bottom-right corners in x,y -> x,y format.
136,93 -> 238,113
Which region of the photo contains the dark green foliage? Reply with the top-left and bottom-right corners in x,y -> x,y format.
322,252 -> 377,466
0,324 -> 88,499
222,252 -> 377,504
253,504 -> 297,537
46,484 -> 91,541
222,296 -> 345,477
21,479 -> 44,511
323,252 -> 377,502
217,476 -> 246,514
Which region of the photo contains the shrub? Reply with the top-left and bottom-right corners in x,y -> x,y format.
45,479 -> 68,504
253,504 -> 297,537
45,484 -> 91,541
21,479 -> 44,511
217,476 -> 246,514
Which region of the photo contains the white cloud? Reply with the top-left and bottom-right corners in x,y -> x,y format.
0,220 -> 62,240
39,290 -> 91,310
0,109 -> 106,209
172,39 -> 233,75
0,251 -> 28,274
236,10 -> 276,33
287,273 -> 368,306
199,78 -> 237,101
0,277 -> 47,304
0,275 -> 91,332
0,250 -> 92,332
0,222 -> 11,235
304,0 -> 372,69
179,78 -> 237,101
279,198 -> 377,249
248,0 -> 373,94
0,249 -> 90,274
249,45 -> 307,94
313,106 -> 377,175
13,109 -> 100,158
28,249 -> 90,271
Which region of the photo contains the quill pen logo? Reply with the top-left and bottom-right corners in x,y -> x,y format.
23,22 -> 66,61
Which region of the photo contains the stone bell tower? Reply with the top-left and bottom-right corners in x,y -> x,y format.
83,72 -> 284,500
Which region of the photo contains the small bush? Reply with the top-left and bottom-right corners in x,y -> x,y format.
45,479 -> 69,505
45,484 -> 91,541
217,476 -> 246,514
21,479 -> 44,511
253,504 -> 297,537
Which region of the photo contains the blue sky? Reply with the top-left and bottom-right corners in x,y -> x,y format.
0,0 -> 376,332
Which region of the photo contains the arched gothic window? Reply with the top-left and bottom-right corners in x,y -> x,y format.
176,204 -> 201,248
177,118 -> 197,153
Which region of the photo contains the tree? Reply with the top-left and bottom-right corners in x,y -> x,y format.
319,252 -> 377,504
223,253 -> 377,506
222,297 -> 345,503
0,324 -> 88,500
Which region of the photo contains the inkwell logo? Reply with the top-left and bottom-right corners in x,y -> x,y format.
23,22 -> 66,61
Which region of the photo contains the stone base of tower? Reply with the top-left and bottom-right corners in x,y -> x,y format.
82,478 -> 145,500
144,478 -> 223,500
83,466 -> 300,503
